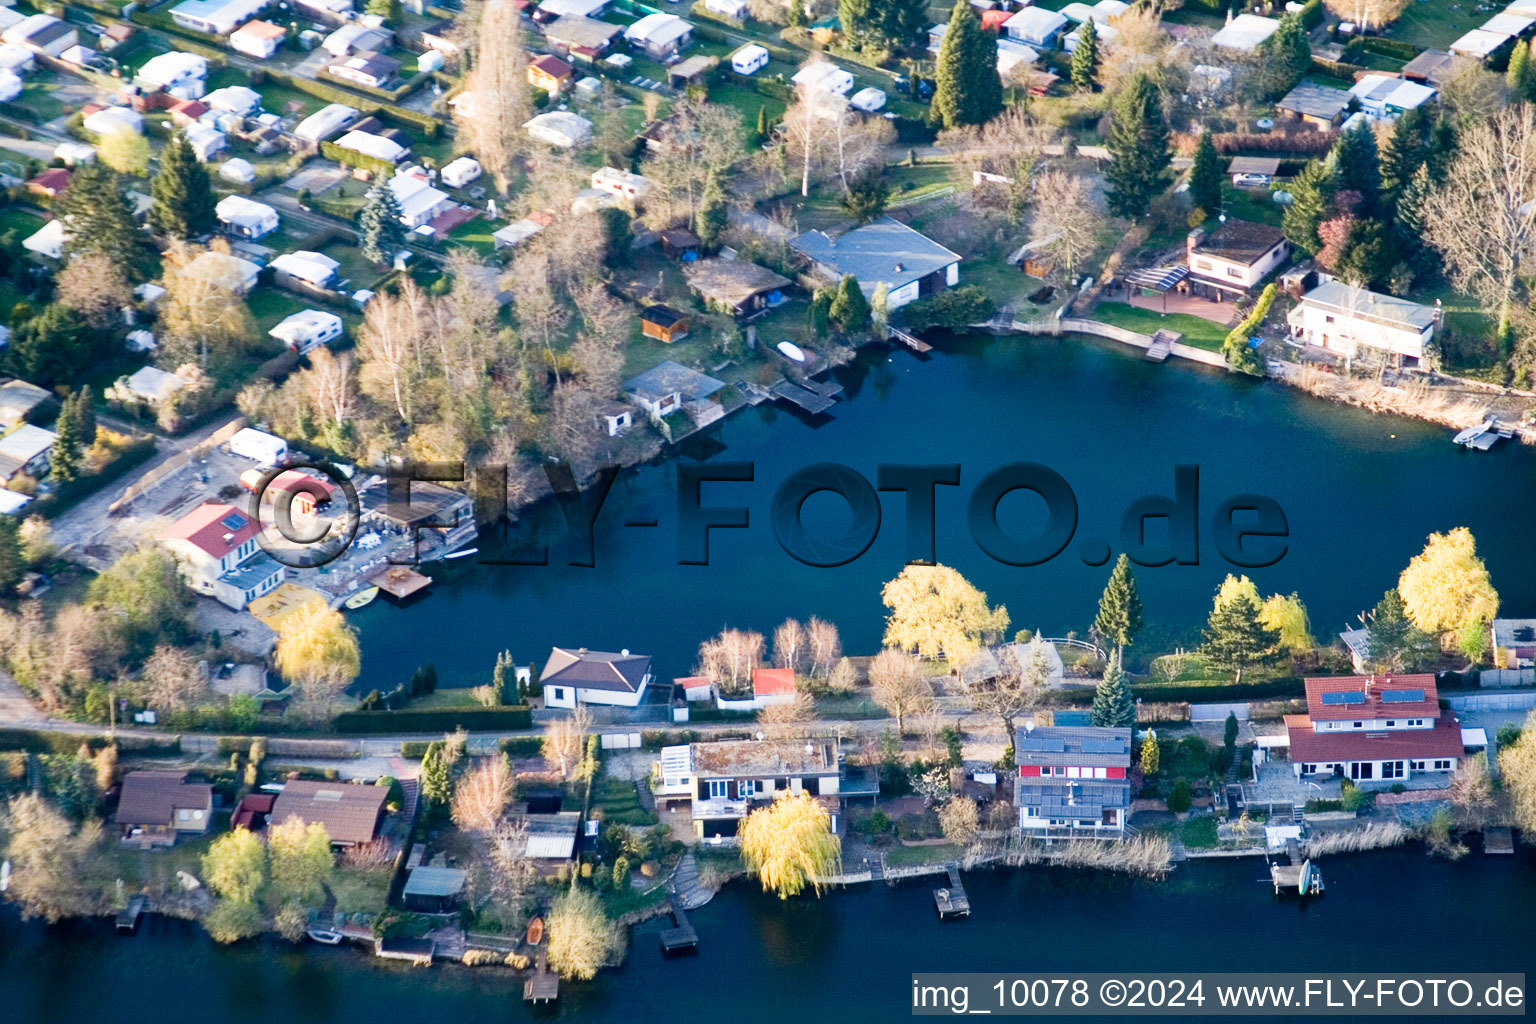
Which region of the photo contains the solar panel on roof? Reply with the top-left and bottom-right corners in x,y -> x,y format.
1380,689 -> 1426,703
1319,690 -> 1365,705
220,512 -> 247,531
1081,738 -> 1123,754
1021,736 -> 1065,753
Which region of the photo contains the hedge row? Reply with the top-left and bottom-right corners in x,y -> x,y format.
320,139 -> 397,178
1301,0 -> 1324,30
0,728 -> 182,755
1310,55 -> 1370,82
1360,36 -> 1422,60
332,705 -> 533,733
499,736 -> 544,756
216,736 -> 353,757
1129,678 -> 1306,704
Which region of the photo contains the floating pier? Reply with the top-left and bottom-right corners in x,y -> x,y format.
888,326 -> 933,353
115,894 -> 146,934
375,937 -> 435,965
1454,420 -> 1512,451
1270,839 -> 1324,896
768,379 -> 838,415
1485,827 -> 1515,855
659,894 -> 699,952
933,862 -> 970,920
524,951 -> 559,1003
370,565 -> 432,601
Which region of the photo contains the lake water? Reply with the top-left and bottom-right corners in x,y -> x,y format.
347,334 -> 1536,689
3,848 -> 1533,1022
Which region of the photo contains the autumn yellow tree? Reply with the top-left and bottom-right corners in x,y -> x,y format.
881,564 -> 1009,665
739,791 -> 841,899
1499,712 -> 1536,831
274,601 -> 361,724
98,125 -> 150,175
547,887 -> 623,980
1260,592 -> 1314,654
267,817 -> 333,905
1398,528 -> 1499,648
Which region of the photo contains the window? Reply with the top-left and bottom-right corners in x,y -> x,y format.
1026,806 -> 1040,817
1324,315 -> 1335,324
1353,721 -> 1363,729
740,779 -> 758,797
550,687 -> 564,701
707,780 -> 729,800
1433,759 -> 1452,770
1381,761 -> 1403,779
1410,761 -> 1425,771
1302,763 -> 1315,774
1225,267 -> 1242,278
1386,721 -> 1395,727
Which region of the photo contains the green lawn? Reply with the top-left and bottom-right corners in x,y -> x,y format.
1219,185 -> 1284,228
444,217 -> 498,257
1389,1 -> 1476,50
246,286 -> 314,335
1091,302 -> 1231,351
18,75 -> 72,122
1181,816 -> 1219,849
321,242 -> 387,291
0,207 -> 45,241
884,843 -> 963,867
328,862 -> 393,916
961,257 -> 1048,310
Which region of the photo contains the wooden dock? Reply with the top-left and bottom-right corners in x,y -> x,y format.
933,862 -> 970,919
524,950 -> 559,1003
115,894 -> 146,934
659,894 -> 699,952
888,326 -> 933,353
1485,826 -> 1515,855
1270,839 -> 1324,896
370,565 -> 432,600
375,937 -> 435,965
768,379 -> 838,415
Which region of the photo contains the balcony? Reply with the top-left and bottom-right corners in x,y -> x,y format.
692,798 -> 749,820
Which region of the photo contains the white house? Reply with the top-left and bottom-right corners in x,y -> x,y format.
0,42 -> 35,75
269,309 -> 344,353
791,216 -> 961,309
1286,279 -> 1438,368
3,14 -> 77,57
183,122 -> 226,161
704,0 -> 749,19
122,365 -> 184,405
170,0 -> 269,36
730,43 -> 768,75
623,12 -> 692,59
228,426 -> 288,465
1015,725 -> 1132,839
540,647 -> 652,708
294,102 -> 359,142
83,106 -> 144,137
335,128 -> 407,165
849,86 -> 886,112
538,0 -> 608,17
1184,219 -> 1288,301
656,737 -> 847,839
229,19 -> 286,58
136,51 -> 208,98
22,219 -> 64,260
590,165 -> 652,203
791,60 -> 854,96
1448,27 -> 1511,60
321,22 -> 391,57
1210,12 -> 1280,52
523,111 -> 592,148
220,157 -> 256,184
159,502 -> 284,610
1286,675 -> 1462,784
270,250 -> 340,289
216,195 -> 279,239
387,171 -> 454,230
204,84 -> 262,116
440,155 -> 481,188
1003,6 -> 1068,48
0,70 -> 19,103
0,423 -> 56,482
1063,20 -> 1118,52
1347,73 -> 1437,120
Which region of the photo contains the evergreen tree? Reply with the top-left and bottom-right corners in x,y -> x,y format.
420,741 -> 453,807
526,661 -> 542,697
74,386 -> 97,446
1188,129 -> 1222,219
1281,159 -> 1332,255
51,390 -> 84,484
1200,586 -> 1278,685
1093,554 -> 1144,653
828,273 -> 871,332
149,131 -> 216,240
0,515 -> 22,595
1139,735 -> 1159,776
1104,72 -> 1171,219
1090,650 -> 1135,729
56,163 -> 140,267
1336,217 -> 1391,289
838,0 -> 878,49
7,305 -> 90,389
422,662 -> 438,694
932,1 -> 1002,128
1327,123 -> 1382,215
365,0 -> 403,22
1510,39 -> 1534,101
1392,163 -> 1439,278
786,0 -> 806,27
754,104 -> 771,145
1256,12 -> 1310,98
809,286 -> 833,337
879,0 -> 929,52
1070,19 -> 1099,91
359,183 -> 407,265
1379,106 -> 1429,205
695,170 -> 728,249
491,650 -> 511,707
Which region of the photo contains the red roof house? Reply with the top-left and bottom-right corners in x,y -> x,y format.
158,502 -> 284,611
26,168 -> 71,198
1284,674 -> 1463,784
752,667 -> 796,707
676,675 -> 714,701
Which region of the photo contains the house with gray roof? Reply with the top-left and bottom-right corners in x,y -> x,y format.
622,360 -> 727,435
541,646 -> 653,708
790,216 -> 961,309
1286,280 -> 1438,368
1014,724 -> 1133,840
1275,82 -> 1350,129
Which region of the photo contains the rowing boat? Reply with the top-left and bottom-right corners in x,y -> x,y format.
343,586 -> 379,610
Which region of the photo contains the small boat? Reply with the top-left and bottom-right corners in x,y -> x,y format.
0,860 -> 10,892
343,586 -> 379,610
307,928 -> 344,945
442,547 -> 479,560
526,917 -> 544,946
777,340 -> 807,362
1297,859 -> 1316,896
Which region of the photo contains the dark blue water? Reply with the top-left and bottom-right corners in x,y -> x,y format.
3,848 -> 1532,1022
348,334 -> 1536,689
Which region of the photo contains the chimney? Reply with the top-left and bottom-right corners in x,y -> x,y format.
894,262 -> 904,272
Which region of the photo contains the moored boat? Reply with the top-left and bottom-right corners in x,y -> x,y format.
343,586 -> 379,610
307,928 -> 344,945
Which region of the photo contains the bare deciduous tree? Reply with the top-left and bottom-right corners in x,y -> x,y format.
453,0 -> 531,193
451,756 -> 515,833
54,252 -> 132,328
772,618 -> 807,673
357,281 -> 425,427
299,349 -> 357,433
867,647 -> 932,735
1029,170 -> 1103,281
962,640 -> 1052,741
158,239 -> 257,370
780,83 -> 840,197
757,690 -> 817,737
697,628 -> 766,697
640,98 -> 746,226
939,107 -> 1051,222
139,644 -> 207,716
806,616 -> 842,679
543,705 -> 592,779
486,818 -> 536,926
1322,0 -> 1408,32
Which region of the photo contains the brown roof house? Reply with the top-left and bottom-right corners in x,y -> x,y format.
683,257 -> 791,317
640,303 -> 690,343
1183,219 -> 1288,302
116,770 -> 215,847
270,779 -> 389,847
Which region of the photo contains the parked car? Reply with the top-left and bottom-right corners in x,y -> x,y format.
1232,172 -> 1271,189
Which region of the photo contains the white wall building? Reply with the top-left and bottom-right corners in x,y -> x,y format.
1286,280 -> 1438,367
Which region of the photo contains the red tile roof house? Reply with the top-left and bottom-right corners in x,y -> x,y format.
270,779 -> 388,847
541,647 -> 652,708
675,675 -> 714,702
713,666 -> 796,712
1284,674 -> 1464,786
115,771 -> 214,847
158,501 -> 285,610
26,168 -> 71,198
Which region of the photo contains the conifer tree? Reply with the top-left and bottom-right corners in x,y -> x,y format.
1104,72 -> 1171,219
51,390 -> 84,484
932,1 -> 1002,128
880,0 -> 929,52
1327,123 -> 1382,215
1200,581 -> 1278,685
1139,735 -> 1159,776
149,131 -> 216,241
1070,19 -> 1099,91
359,183 -> 407,266
1281,159 -> 1332,255
1379,106 -> 1428,205
828,273 -> 871,332
1256,12 -> 1310,98
1093,554 -> 1144,654
75,386 -> 97,446
754,104 -> 771,144
838,0 -> 877,49
1509,39 -> 1534,101
1189,129 -> 1222,218
421,741 -> 453,807
695,170 -> 728,249
57,163 -> 140,267
0,515 -> 24,594
1091,650 -> 1135,729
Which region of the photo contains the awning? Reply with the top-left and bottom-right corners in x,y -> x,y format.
1461,727 -> 1488,747
1125,265 -> 1189,291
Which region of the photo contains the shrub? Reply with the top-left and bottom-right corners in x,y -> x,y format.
855,809 -> 893,835
1340,780 -> 1374,813
332,706 -> 531,733
895,811 -> 942,840
900,286 -> 996,333
1167,778 -> 1192,813
498,736 -> 544,757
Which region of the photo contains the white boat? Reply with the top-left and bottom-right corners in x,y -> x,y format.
342,586 -> 379,610
777,340 -> 807,362
307,927 -> 344,945
1,860 -> 10,892
442,547 -> 479,560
